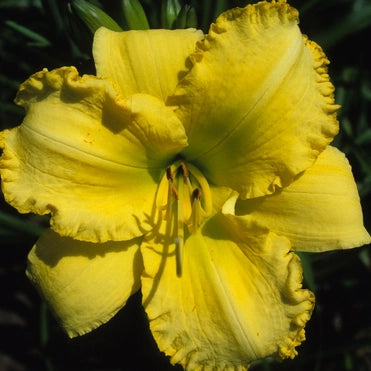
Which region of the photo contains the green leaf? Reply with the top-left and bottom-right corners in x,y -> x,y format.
296,252 -> 316,292
341,117 -> 353,138
0,0 -> 36,8
358,248 -> 370,268
71,0 -> 122,33
161,0 -> 181,29
5,20 -> 50,47
175,4 -> 197,29
317,4 -> 371,48
355,129 -> 371,146
121,0 -> 149,30
0,211 -> 45,237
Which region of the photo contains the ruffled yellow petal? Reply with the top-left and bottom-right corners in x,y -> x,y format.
236,146 -> 371,252
0,67 -> 187,242
173,1 -> 339,198
141,215 -> 314,370
26,229 -> 143,338
93,27 -> 204,100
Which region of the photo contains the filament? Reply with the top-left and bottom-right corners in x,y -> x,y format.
155,161 -> 212,277
175,165 -> 185,277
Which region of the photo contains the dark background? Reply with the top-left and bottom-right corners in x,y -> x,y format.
1,0 -> 370,370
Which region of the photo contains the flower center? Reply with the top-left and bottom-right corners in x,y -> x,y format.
154,161 -> 212,276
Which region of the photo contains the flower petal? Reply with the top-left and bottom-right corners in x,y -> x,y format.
93,27 -> 204,100
26,229 -> 143,338
0,67 -> 187,242
235,146 -> 371,252
173,1 -> 339,198
141,215 -> 314,370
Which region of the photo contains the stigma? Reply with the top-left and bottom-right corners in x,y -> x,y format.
155,161 -> 212,277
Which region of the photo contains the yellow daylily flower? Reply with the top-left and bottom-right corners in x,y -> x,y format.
0,1 -> 370,370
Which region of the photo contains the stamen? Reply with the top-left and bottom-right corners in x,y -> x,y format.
175,165 -> 185,277
175,236 -> 183,277
180,162 -> 189,178
166,166 -> 174,181
155,161 -> 212,277
186,163 -> 212,216
163,166 -> 175,222
171,185 -> 179,200
191,187 -> 202,232
191,187 -> 202,202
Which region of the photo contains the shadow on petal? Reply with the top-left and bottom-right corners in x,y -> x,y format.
27,229 -> 143,337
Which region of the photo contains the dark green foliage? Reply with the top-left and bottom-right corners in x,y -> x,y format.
0,1 -> 370,370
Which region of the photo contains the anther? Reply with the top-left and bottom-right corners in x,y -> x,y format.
171,185 -> 179,200
179,162 -> 189,179
191,187 -> 202,202
166,166 -> 174,181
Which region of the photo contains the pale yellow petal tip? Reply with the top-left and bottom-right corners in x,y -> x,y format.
14,66 -> 120,109
26,230 -> 142,338
277,328 -> 306,360
190,0 -> 299,65
337,228 -> 371,251
363,232 -> 371,246
26,256 -> 122,340
0,128 -> 7,147
278,308 -> 314,360
26,264 -> 112,339
304,37 -> 340,131
15,67 -> 74,107
276,253 -> 315,361
215,0 -> 299,34
0,128 -> 19,183
64,317 -> 114,339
